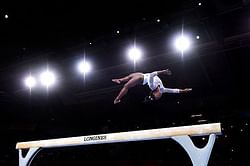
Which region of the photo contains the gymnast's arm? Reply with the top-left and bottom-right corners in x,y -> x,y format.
162,87 -> 192,93
148,69 -> 172,81
151,69 -> 171,76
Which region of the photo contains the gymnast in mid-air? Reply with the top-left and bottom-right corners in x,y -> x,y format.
112,69 -> 192,104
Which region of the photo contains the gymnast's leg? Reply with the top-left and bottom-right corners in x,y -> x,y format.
112,75 -> 130,84
113,73 -> 143,104
112,73 -> 142,84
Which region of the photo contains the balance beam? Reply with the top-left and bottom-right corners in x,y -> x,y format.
16,123 -> 221,166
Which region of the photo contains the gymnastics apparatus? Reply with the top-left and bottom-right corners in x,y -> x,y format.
16,123 -> 221,166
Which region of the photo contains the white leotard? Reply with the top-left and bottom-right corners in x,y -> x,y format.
143,72 -> 180,93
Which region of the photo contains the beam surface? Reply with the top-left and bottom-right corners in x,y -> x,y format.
16,123 -> 221,149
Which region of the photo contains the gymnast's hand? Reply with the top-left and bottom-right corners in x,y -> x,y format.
159,69 -> 172,75
162,69 -> 172,75
181,88 -> 192,93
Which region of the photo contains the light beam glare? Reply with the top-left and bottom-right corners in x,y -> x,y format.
40,68 -> 56,93
24,74 -> 36,95
173,29 -> 192,58
127,43 -> 143,71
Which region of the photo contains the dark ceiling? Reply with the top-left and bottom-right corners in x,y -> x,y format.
0,0 -> 250,166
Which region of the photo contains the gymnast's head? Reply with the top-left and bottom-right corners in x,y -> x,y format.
144,87 -> 162,103
152,87 -> 162,100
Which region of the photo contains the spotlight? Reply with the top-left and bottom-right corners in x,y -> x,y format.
24,75 -> 36,89
127,47 -> 142,62
77,60 -> 91,74
40,70 -> 56,88
157,19 -> 160,22
198,2 -> 201,6
5,14 -> 8,19
174,34 -> 191,53
116,30 -> 120,34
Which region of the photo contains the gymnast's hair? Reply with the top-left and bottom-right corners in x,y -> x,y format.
144,91 -> 156,103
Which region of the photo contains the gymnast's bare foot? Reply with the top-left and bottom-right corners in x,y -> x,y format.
114,99 -> 121,104
112,79 -> 121,84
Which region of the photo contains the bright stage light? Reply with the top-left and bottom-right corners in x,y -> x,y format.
77,60 -> 91,74
24,76 -> 36,89
128,47 -> 142,62
40,70 -> 56,87
174,34 -> 191,53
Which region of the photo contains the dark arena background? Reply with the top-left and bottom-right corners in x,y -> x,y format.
0,0 -> 250,166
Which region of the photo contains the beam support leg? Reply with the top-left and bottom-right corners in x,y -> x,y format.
19,147 -> 40,166
172,134 -> 216,166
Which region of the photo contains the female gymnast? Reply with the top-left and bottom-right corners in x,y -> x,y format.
112,69 -> 192,104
